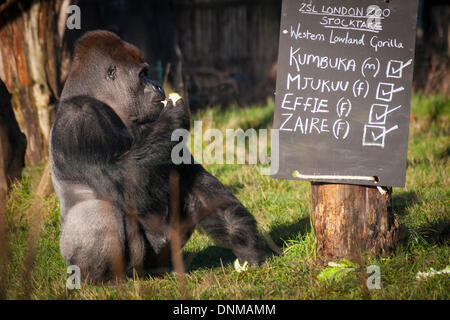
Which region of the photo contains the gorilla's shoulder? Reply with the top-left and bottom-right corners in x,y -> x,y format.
52,96 -> 132,160
56,96 -> 126,130
58,95 -> 107,112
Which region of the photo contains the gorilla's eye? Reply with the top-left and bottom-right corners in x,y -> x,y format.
107,66 -> 117,81
139,66 -> 150,81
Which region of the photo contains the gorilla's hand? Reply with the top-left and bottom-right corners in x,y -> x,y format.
159,93 -> 190,131
166,92 -> 182,105
131,93 -> 190,165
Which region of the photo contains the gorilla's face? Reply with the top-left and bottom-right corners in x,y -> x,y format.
137,65 -> 166,123
62,31 -> 166,128
107,59 -> 166,127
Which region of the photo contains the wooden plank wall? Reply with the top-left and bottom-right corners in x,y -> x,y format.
172,0 -> 281,107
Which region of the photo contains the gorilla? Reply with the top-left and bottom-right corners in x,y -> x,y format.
50,30 -> 266,282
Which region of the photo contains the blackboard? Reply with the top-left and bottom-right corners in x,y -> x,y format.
271,0 -> 419,187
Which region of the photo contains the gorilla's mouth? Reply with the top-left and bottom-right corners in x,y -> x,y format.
155,91 -> 166,109
157,95 -> 166,108
143,75 -> 165,105
148,90 -> 165,111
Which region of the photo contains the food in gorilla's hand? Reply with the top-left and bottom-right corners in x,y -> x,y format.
162,92 -> 182,107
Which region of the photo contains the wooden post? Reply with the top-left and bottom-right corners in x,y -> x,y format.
311,182 -> 399,263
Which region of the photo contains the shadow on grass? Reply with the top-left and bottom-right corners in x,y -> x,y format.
393,191 -> 449,246
268,217 -> 311,246
225,181 -> 245,194
393,190 -> 419,217
439,145 -> 450,162
416,220 -> 450,245
185,217 -> 311,272
184,246 -> 236,272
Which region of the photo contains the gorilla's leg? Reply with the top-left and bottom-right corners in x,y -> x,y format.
181,165 -> 266,266
197,203 -> 266,266
135,214 -> 172,274
60,200 -> 126,283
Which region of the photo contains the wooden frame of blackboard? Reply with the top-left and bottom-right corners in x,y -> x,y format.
271,0 -> 419,188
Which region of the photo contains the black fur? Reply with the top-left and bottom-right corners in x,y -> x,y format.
50,31 -> 265,282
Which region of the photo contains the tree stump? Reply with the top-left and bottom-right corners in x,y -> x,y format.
311,183 -> 399,263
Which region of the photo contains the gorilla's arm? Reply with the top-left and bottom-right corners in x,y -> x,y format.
51,96 -> 132,179
53,96 -> 189,172
51,96 -> 134,209
179,164 -> 266,266
52,95 -> 190,211
131,97 -> 190,166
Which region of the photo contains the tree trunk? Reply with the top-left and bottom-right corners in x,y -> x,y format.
0,0 -> 69,165
311,183 -> 399,263
0,136 -> 7,299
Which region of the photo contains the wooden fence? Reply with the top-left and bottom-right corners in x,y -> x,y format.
171,0 -> 281,107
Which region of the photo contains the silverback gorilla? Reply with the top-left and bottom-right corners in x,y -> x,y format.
50,31 -> 266,282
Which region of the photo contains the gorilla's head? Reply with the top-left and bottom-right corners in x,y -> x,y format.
61,30 -> 165,127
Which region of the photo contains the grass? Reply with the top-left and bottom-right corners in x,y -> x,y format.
2,94 -> 449,300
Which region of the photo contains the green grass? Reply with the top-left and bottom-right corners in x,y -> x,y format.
2,94 -> 449,300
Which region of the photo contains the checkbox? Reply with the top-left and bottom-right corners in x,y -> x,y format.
386,59 -> 412,79
363,125 -> 386,147
386,60 -> 404,79
363,124 -> 398,148
368,104 -> 389,125
376,83 -> 394,102
376,82 -> 404,102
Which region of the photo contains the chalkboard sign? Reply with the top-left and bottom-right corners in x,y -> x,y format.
272,0 -> 419,187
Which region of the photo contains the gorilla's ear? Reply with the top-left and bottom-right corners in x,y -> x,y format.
107,65 -> 117,81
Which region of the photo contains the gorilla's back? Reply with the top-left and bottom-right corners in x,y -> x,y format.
49,127 -> 97,221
